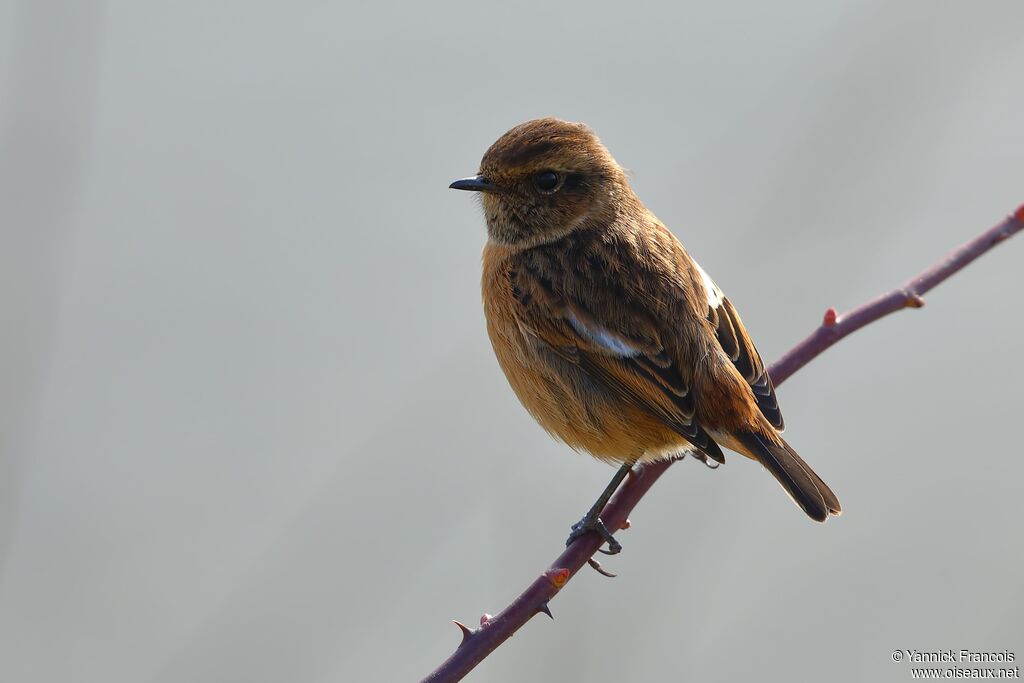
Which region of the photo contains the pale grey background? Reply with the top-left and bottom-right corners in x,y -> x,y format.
1,2 -> 1022,682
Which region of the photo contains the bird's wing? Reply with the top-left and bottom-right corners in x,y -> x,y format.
507,249 -> 725,463
694,263 -> 785,431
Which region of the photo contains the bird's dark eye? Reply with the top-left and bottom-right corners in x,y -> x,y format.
532,170 -> 562,193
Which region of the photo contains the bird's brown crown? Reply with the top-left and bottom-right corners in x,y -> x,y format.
480,118 -> 619,177
473,118 -> 631,247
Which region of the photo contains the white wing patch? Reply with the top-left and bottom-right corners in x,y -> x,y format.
567,314 -> 640,357
694,262 -> 725,309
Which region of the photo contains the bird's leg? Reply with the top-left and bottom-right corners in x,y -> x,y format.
566,462 -> 634,555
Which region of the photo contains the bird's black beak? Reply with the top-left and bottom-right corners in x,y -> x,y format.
449,175 -> 499,193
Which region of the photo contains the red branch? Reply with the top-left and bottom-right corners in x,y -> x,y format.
421,207 -> 1023,683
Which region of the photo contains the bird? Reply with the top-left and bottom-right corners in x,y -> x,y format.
450,117 -> 840,555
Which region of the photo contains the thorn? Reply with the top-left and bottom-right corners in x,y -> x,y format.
537,601 -> 554,620
544,567 -> 570,589
587,558 -> 617,578
479,613 -> 493,627
453,620 -> 475,644
823,307 -> 839,327
620,518 -> 631,531
905,293 -> 925,308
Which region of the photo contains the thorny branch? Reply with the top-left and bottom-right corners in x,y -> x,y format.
421,206 -> 1023,683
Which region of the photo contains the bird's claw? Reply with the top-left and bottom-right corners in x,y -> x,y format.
566,515 -> 622,555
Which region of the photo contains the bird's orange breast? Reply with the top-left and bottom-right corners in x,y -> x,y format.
481,242 -> 688,464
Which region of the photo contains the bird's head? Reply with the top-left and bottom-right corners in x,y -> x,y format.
450,118 -> 631,247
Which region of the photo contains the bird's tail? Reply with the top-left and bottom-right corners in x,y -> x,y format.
734,430 -> 841,523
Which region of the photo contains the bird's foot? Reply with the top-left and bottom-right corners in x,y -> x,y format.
566,513 -> 622,555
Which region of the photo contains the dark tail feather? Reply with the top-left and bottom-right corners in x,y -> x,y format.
736,431 -> 841,523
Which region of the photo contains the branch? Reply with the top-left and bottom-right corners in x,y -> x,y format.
770,206 -> 1024,384
421,206 -> 1023,683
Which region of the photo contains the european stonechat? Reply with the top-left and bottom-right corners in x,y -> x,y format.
451,118 -> 840,553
